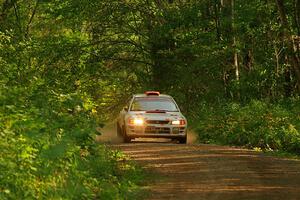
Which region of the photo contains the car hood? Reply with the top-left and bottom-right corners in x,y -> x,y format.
126,111 -> 186,121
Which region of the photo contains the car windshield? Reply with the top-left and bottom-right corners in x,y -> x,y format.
130,97 -> 179,112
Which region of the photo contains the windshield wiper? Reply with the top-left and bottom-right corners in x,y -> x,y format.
146,109 -> 167,113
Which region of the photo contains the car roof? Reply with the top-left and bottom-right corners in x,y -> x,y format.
133,94 -> 172,98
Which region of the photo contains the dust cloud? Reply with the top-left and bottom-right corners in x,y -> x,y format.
187,129 -> 198,144
95,121 -> 124,144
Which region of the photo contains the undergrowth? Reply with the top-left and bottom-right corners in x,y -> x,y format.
194,99 -> 300,155
0,87 -> 144,199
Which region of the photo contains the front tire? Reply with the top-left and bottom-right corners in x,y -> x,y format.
122,126 -> 131,143
178,136 -> 187,144
117,123 -> 122,137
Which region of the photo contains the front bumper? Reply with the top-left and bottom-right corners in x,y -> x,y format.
126,125 -> 187,139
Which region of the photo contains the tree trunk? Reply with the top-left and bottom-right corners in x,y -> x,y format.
214,0 -> 221,41
231,0 -> 239,82
295,0 -> 300,36
275,0 -> 300,93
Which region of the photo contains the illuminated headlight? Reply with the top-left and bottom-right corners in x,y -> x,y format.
171,120 -> 186,125
129,118 -> 144,126
172,120 -> 180,125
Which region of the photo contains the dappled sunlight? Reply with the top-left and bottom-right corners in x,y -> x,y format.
114,143 -> 300,200
103,122 -> 300,199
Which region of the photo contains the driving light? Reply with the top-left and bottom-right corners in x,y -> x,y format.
172,120 -> 180,125
172,120 -> 186,125
129,118 -> 144,126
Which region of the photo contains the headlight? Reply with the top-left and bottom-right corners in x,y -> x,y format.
172,120 -> 180,125
129,118 -> 144,126
171,119 -> 186,125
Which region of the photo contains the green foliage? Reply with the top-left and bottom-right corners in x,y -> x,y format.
0,85 -> 144,199
195,99 -> 300,154
0,0 -> 144,198
1,0 -> 299,198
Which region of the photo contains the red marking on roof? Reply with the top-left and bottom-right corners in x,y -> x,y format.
145,91 -> 160,96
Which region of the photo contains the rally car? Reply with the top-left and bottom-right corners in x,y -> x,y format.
117,91 -> 187,143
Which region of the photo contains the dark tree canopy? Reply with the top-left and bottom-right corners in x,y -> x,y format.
0,0 -> 299,198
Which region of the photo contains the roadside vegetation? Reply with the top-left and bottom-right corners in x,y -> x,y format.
193,99 -> 300,155
0,0 -> 299,199
0,87 -> 144,199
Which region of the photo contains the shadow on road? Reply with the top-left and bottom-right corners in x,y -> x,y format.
114,143 -> 300,200
99,122 -> 300,199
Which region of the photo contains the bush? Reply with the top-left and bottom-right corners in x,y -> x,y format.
195,99 -> 300,155
0,87 -> 144,199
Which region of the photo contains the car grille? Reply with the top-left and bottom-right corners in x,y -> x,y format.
145,127 -> 170,134
146,120 -> 170,125
173,127 -> 186,134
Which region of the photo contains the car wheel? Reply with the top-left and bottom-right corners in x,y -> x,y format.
117,123 -> 122,137
178,136 -> 187,144
122,126 -> 131,143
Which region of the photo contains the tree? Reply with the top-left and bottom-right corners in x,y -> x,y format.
275,0 -> 300,93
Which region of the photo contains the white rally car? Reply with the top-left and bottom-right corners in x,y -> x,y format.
117,91 -> 187,143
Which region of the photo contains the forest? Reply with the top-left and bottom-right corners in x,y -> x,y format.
0,0 -> 299,199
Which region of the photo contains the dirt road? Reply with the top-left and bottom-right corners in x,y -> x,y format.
98,124 -> 300,200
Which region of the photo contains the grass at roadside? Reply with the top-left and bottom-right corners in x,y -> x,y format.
108,149 -> 149,200
258,149 -> 300,160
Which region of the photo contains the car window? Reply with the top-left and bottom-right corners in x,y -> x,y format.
130,97 -> 179,112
